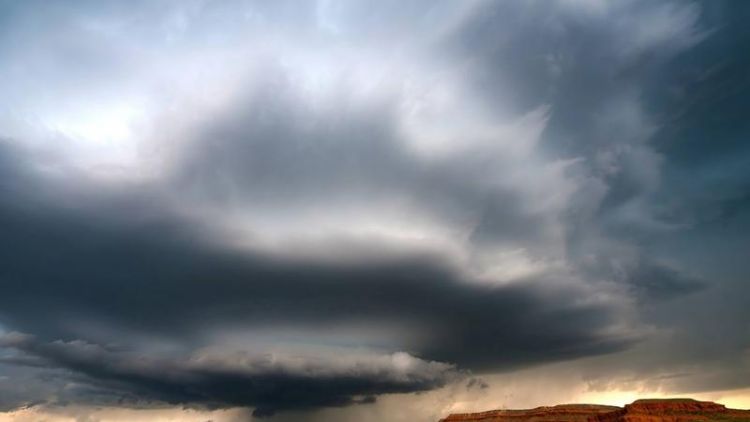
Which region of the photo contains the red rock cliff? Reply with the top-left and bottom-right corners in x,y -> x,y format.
440,399 -> 750,422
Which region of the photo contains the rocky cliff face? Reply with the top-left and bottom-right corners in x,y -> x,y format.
440,399 -> 750,422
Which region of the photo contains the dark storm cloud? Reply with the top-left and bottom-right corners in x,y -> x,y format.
0,140 -> 632,413
0,333 -> 455,417
0,122 -> 631,412
0,141 -> 630,365
1,0 -> 750,418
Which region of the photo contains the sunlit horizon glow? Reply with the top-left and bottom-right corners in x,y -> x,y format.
1,383 -> 748,422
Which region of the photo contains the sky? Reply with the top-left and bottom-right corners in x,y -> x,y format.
0,0 -> 749,421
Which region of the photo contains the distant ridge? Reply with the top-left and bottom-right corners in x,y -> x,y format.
440,398 -> 750,422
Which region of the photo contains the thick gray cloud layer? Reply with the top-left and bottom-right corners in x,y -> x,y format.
0,332 -> 456,417
0,0 -> 749,419
0,140 -> 631,415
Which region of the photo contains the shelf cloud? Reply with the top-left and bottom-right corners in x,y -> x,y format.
1,1 -> 749,420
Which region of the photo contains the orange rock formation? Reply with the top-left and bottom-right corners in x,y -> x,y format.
440,399 -> 750,422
